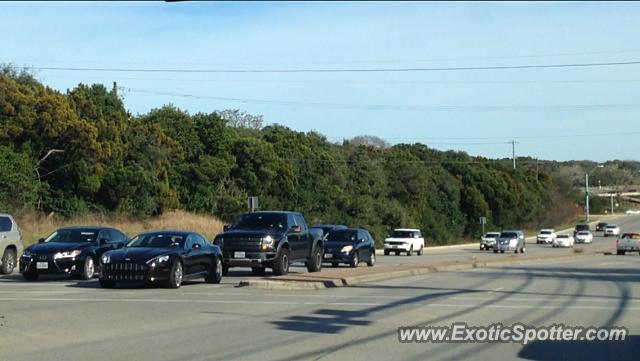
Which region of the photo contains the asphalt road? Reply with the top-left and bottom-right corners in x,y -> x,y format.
1,215 -> 639,361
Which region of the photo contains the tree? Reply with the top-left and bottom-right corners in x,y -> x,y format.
216,109 -> 263,130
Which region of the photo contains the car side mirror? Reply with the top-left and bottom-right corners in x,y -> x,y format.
192,243 -> 201,250
223,224 -> 229,232
38,238 -> 45,244
290,225 -> 301,233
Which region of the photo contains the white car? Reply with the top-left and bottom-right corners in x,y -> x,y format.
536,229 -> 556,244
604,224 -> 621,237
625,210 -> 640,215
575,231 -> 593,244
480,232 -> 500,250
384,229 -> 425,256
616,233 -> 640,255
552,234 -> 574,248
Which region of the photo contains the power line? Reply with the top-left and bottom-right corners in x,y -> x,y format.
120,87 -> 640,112
16,59 -> 640,74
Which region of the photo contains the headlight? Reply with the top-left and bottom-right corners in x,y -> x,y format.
262,235 -> 274,246
101,254 -> 111,264
341,245 -> 353,253
53,250 -> 82,259
22,250 -> 32,257
509,239 -> 517,245
146,255 -> 170,267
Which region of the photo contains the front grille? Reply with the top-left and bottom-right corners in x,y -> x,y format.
386,241 -> 406,246
223,237 -> 263,251
103,263 -> 148,281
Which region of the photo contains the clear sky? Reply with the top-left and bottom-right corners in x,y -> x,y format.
2,1 -> 640,162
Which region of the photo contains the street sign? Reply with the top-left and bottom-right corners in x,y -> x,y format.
248,196 -> 259,212
479,217 -> 486,225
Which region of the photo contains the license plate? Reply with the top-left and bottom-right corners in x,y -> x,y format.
36,262 -> 48,269
324,253 -> 333,259
234,251 -> 245,259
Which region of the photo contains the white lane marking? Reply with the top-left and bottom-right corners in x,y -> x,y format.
0,297 -> 382,306
488,287 -> 504,293
428,303 -> 640,311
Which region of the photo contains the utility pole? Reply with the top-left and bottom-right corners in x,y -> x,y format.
611,194 -> 615,215
585,173 -> 590,222
512,140 -> 516,170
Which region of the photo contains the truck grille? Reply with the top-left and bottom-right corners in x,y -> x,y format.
223,237 -> 263,251
103,263 -> 148,281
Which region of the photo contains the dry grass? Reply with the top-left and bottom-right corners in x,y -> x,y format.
14,209 -> 225,246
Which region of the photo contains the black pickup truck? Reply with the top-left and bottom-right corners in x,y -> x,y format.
214,211 -> 324,276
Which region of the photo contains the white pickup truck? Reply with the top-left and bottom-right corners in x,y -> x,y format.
616,233 -> 640,255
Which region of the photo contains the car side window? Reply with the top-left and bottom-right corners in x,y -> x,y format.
287,214 -> 296,229
0,216 -> 12,232
416,231 -> 422,238
293,214 -> 308,233
194,234 -> 208,247
357,230 -> 365,242
185,235 -> 196,249
97,230 -> 112,242
366,231 -> 374,244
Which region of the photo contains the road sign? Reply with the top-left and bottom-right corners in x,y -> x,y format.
248,196 -> 259,212
479,217 -> 486,225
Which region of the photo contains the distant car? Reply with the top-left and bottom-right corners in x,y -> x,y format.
553,234 -> 575,248
20,227 -> 128,281
574,224 -> 590,236
494,230 -> 526,254
384,229 -> 425,256
575,231 -> 593,244
99,230 -> 223,288
604,224 -> 621,237
480,232 -> 500,250
595,222 -> 608,232
616,233 -> 640,255
0,213 -> 24,275
625,210 -> 640,215
323,228 -> 375,267
310,224 -> 348,240
536,229 -> 557,244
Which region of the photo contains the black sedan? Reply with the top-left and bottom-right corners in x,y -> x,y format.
99,230 -> 222,289
20,226 -> 128,281
323,228 -> 376,268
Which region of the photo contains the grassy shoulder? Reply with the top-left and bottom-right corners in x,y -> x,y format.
15,209 -> 224,246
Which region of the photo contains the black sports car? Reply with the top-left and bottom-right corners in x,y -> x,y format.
20,226 -> 128,281
99,230 -> 223,288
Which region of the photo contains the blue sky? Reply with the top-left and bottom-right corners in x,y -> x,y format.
2,1 -> 640,162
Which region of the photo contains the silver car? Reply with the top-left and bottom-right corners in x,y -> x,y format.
0,213 -> 24,274
494,230 -> 526,254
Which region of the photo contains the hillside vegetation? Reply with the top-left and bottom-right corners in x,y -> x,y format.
2,67 -> 626,245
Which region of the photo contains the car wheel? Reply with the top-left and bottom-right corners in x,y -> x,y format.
205,257 -> 223,284
350,252 -> 359,268
99,278 -> 116,288
306,246 -> 322,273
620,250 -> 626,256
0,249 -> 16,274
331,262 -> 339,267
500,250 -> 505,253
493,249 -> 498,253
407,246 -> 413,256
521,246 -> 526,253
167,261 -> 183,289
80,256 -> 95,280
272,248 -> 290,276
367,250 -> 375,267
417,246 -> 424,256
251,266 -> 267,276
383,250 -> 389,256
23,272 -> 38,281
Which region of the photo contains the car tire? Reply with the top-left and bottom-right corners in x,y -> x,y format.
619,250 -> 626,256
99,278 -> 116,288
272,248 -> 290,276
500,250 -> 505,253
167,261 -> 183,289
79,255 -> 95,281
251,266 -> 267,276
406,246 -> 413,256
384,250 -> 390,256
417,246 -> 424,256
493,249 -> 498,253
366,250 -> 375,267
0,249 -> 17,274
206,257 -> 223,284
23,272 -> 39,281
306,246 -> 322,273
350,252 -> 359,268
331,262 -> 339,267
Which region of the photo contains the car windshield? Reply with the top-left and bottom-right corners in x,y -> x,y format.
126,233 -> 186,248
485,233 -> 500,238
622,233 -> 640,240
557,235 -> 569,239
44,229 -> 99,243
577,231 -> 590,235
576,225 -> 589,230
606,225 -> 618,228
540,231 -> 552,235
327,230 -> 357,243
230,213 -> 287,230
391,230 -> 415,238
499,232 -> 518,238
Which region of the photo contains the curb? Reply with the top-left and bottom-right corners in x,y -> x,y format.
238,251 -> 603,290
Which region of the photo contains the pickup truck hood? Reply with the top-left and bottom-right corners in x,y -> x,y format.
26,242 -> 91,254
106,247 -> 173,263
222,229 -> 286,239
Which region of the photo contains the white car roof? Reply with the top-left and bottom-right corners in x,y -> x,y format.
393,228 -> 421,232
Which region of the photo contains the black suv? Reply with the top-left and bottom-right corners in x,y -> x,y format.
214,211 -> 323,276
574,224 -> 590,236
